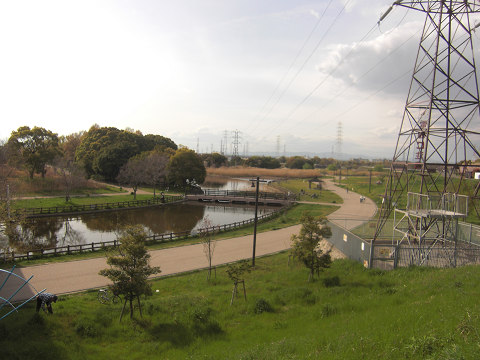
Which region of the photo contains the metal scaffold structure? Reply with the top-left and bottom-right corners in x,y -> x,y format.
373,1 -> 480,267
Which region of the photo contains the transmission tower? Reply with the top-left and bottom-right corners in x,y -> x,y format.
222,130 -> 229,155
276,136 -> 281,158
336,122 -> 343,160
373,1 -> 480,268
232,130 -> 241,166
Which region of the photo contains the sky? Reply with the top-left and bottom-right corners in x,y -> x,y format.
0,0 -> 479,159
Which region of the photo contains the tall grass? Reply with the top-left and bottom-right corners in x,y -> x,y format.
207,167 -> 325,179
2,254 -> 480,359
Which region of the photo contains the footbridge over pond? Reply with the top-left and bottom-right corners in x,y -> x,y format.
185,189 -> 295,206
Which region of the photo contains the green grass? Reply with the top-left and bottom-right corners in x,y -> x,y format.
2,255 -> 480,359
3,203 -> 337,268
275,179 -> 343,204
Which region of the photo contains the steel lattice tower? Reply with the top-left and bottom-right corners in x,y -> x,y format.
373,1 -> 480,266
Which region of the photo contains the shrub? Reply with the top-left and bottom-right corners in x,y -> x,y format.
323,276 -> 341,287
254,298 -> 274,314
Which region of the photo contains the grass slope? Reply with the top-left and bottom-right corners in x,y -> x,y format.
2,254 -> 480,359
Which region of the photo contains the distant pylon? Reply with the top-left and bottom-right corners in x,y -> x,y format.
336,122 -> 343,160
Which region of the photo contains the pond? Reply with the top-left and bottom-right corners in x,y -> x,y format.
8,202 -> 276,252
202,175 -> 276,192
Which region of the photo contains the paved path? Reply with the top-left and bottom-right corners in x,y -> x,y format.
3,179 -> 377,302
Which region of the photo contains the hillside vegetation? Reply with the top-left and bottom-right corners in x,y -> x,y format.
2,253 -> 480,359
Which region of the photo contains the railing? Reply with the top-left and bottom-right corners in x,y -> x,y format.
15,195 -> 184,217
0,205 -> 292,263
199,189 -> 294,200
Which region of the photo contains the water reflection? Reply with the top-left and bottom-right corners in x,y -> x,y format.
12,202 -> 274,250
203,175 -> 271,191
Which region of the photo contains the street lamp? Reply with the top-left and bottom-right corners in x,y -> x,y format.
249,177 -> 269,267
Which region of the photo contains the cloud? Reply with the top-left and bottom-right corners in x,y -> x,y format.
309,9 -> 319,19
315,22 -> 421,95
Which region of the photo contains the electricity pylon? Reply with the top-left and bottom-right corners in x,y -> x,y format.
373,1 -> 480,267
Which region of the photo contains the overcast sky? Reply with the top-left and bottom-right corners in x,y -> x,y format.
1,0 -> 479,158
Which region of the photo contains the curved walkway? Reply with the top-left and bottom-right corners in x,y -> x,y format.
4,179 -> 377,302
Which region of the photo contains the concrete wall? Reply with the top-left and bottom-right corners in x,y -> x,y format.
327,221 -> 371,268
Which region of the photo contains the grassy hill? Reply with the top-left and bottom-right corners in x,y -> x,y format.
2,253 -> 480,359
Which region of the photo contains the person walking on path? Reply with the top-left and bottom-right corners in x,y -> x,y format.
36,292 -> 58,314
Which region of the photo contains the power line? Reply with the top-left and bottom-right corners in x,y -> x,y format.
244,0 -> 335,133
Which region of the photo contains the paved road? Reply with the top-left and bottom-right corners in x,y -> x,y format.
3,179 -> 376,302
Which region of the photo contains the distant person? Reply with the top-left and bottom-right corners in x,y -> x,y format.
36,292 -> 58,314
161,192 -> 165,203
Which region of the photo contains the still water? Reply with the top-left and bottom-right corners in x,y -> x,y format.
14,202 -> 275,251
202,175 -> 273,191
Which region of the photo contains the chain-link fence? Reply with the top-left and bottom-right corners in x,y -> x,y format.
329,218 -> 480,269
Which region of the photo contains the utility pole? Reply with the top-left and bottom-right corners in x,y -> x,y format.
252,176 -> 260,267
369,169 -> 372,193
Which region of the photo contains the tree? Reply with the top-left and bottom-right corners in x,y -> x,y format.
59,131 -> 84,163
54,156 -> 87,202
199,216 -> 216,281
143,151 -> 170,197
99,226 -> 160,320
7,126 -> 61,178
75,125 -> 177,181
245,156 -> 281,169
201,152 -> 227,168
226,260 -> 251,305
291,214 -> 332,281
168,148 -> 206,189
116,157 -> 146,200
286,156 -> 310,169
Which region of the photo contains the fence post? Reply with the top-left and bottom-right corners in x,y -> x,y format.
393,245 -> 399,269
92,243 -> 94,252
170,233 -> 173,241
67,245 -> 70,255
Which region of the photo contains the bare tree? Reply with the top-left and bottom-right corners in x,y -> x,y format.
144,152 -> 169,197
199,216 -> 217,280
54,156 -> 87,202
116,157 -> 146,200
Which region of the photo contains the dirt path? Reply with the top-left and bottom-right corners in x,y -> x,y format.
4,179 -> 377,302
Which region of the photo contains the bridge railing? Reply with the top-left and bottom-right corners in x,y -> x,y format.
199,189 -> 293,200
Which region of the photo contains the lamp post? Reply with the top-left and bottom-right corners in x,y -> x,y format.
252,176 -> 260,267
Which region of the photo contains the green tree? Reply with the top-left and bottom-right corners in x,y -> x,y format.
286,156 -> 311,169
75,125 -> 176,181
99,226 -> 160,320
245,156 -> 281,169
168,148 -> 206,189
291,214 -> 332,281
7,126 -> 61,178
201,152 -> 227,168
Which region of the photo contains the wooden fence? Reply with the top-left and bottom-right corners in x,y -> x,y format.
16,195 -> 184,217
1,205 -> 292,262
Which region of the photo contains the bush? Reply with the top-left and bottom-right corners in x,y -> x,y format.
323,276 -> 341,288
254,298 -> 274,314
